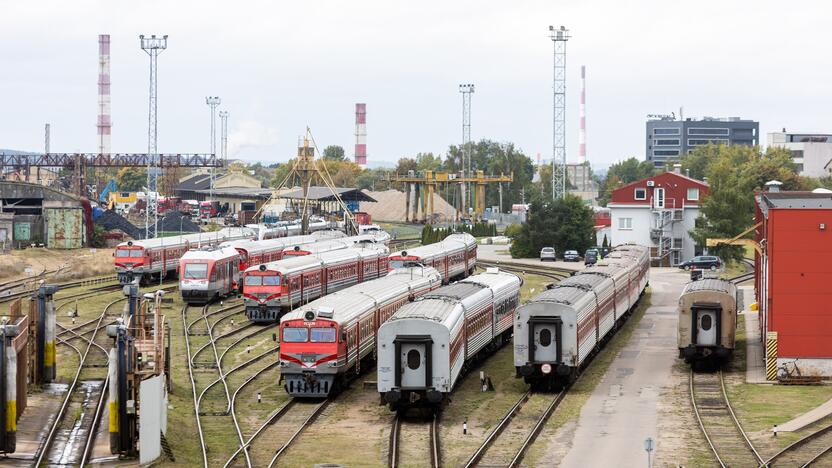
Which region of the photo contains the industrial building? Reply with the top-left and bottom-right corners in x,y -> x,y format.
608,170 -> 708,266
566,163 -> 599,205
646,116 -> 759,166
755,187 -> 832,376
174,170 -> 271,212
767,130 -> 832,178
0,181 -> 90,249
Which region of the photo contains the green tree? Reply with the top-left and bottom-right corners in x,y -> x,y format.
689,145 -> 808,263
115,167 -> 147,192
323,145 -> 346,161
395,157 -> 417,175
510,195 -> 595,258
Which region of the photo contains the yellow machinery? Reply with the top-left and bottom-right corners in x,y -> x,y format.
706,222 -> 762,255
391,170 -> 512,222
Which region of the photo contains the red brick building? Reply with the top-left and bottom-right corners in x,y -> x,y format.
756,188 -> 832,376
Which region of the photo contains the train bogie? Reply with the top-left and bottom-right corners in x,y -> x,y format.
677,279 -> 738,368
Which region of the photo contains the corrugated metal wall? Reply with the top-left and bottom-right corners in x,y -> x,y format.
45,208 -> 85,249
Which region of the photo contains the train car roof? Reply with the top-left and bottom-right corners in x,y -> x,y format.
180,246 -> 240,261
116,228 -> 254,250
682,278 -> 736,295
559,272 -> 609,289
527,284 -> 593,306
282,267 -> 442,325
244,246 -> 385,275
390,232 -> 476,259
461,269 -> 521,292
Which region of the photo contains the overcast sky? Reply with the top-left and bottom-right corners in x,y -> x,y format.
1,0 -> 830,169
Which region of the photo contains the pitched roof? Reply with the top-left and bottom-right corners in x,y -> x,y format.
279,186 -> 377,202
613,171 -> 709,193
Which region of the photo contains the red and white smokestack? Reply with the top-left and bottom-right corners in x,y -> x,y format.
97,34 -> 111,155
578,65 -> 586,164
355,103 -> 367,167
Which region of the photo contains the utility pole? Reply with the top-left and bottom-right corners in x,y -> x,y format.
219,110 -> 229,165
206,96 -> 221,205
549,25 -> 570,200
140,34 -> 167,239
459,83 -> 474,216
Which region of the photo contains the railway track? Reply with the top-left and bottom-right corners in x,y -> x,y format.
764,421 -> 832,467
476,260 -> 573,282
463,389 -> 566,468
0,273 -> 119,304
689,370 -> 764,467
388,412 -> 440,468
33,297 -> 122,467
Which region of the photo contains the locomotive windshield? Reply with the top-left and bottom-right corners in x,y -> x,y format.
389,260 -> 405,269
310,327 -> 336,343
243,275 -> 280,286
282,327 -> 309,342
183,263 -> 208,279
116,249 -> 143,258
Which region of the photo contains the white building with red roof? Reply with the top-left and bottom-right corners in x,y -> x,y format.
608,170 -> 709,266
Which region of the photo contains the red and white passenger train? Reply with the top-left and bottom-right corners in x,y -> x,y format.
242,245 -> 390,323
279,266 -> 443,397
221,230 -> 347,271
114,228 -> 254,284
179,246 -> 241,304
388,233 -> 477,283
281,235 -> 380,257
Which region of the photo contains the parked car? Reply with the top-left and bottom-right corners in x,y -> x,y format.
540,247 -> 557,262
678,255 -> 723,271
585,249 -> 598,265
563,250 -> 581,262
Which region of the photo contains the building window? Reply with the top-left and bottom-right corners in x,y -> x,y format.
790,150 -> 804,160
654,128 -> 680,135
634,188 -> 647,200
653,149 -> 680,156
654,139 -> 680,146
687,128 -> 730,136
688,138 -> 729,146
796,163 -> 804,172
618,218 -> 633,230
687,188 -> 699,201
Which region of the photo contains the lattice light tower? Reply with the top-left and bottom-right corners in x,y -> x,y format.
140,34 -> 168,239
219,110 -> 229,164
549,25 -> 570,200
459,83 -> 474,213
206,96 -> 221,203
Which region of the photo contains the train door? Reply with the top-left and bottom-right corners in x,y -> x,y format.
693,307 -> 720,346
528,317 -> 561,363
395,337 -> 432,389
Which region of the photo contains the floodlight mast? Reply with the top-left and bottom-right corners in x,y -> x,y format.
549,25 -> 570,200
140,34 -> 168,239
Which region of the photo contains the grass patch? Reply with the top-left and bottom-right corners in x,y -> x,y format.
376,221 -> 424,240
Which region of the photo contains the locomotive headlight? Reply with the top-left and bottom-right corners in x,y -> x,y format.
541,363 -> 552,374
304,311 -> 316,321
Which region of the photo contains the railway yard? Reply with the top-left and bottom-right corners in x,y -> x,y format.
0,238 -> 828,468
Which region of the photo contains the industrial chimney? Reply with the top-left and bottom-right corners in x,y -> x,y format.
97,34 -> 111,155
578,65 -> 586,164
355,103 -> 367,167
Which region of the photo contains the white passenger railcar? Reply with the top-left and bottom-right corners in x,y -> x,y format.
677,278 -> 738,367
388,233 -> 477,283
179,246 -> 241,304
514,244 -> 649,389
377,268 -> 521,410
279,266 -> 443,398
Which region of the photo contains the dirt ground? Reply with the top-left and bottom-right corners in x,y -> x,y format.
0,247 -> 115,283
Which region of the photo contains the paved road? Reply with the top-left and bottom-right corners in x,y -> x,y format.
560,267 -> 687,468
476,243 -> 584,271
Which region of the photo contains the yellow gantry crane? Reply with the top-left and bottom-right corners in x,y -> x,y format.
391,170 -> 512,222
706,222 -> 763,255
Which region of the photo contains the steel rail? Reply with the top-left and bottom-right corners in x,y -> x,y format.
463,390 -> 532,468
266,400 -> 331,468
181,304 -> 209,468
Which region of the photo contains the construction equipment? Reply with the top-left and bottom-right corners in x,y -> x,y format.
706,222 -> 762,255
99,179 -> 117,205
391,170 -> 512,222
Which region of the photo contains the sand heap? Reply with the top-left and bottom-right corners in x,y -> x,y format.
360,189 -> 457,222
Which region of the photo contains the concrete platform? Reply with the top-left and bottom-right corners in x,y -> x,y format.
559,268 -> 686,467
741,286 -> 768,384
777,398 -> 832,432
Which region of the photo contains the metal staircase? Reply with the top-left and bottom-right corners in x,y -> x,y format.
650,199 -> 683,266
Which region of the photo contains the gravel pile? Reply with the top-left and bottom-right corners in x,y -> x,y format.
360,189 -> 457,222
155,211 -> 201,233
95,210 -> 145,240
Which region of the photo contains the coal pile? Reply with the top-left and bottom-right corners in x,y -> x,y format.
95,210 -> 145,240
155,211 -> 201,234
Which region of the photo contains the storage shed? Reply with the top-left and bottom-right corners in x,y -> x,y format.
755,188 -> 832,377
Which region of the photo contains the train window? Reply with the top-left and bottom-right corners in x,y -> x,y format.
700,314 -> 713,331
310,328 -> 337,343
244,276 -> 262,286
539,329 -> 552,346
183,263 -> 208,279
282,327 -> 308,342
116,249 -> 132,258
389,260 -> 405,269
130,250 -> 143,258
407,349 -> 421,370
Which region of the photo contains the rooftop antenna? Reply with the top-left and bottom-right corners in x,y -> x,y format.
140,34 -> 168,239
549,25 -> 570,200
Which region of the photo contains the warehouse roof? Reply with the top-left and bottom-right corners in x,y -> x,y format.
760,191 -> 832,209
192,187 -> 273,199
279,186 -> 376,202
